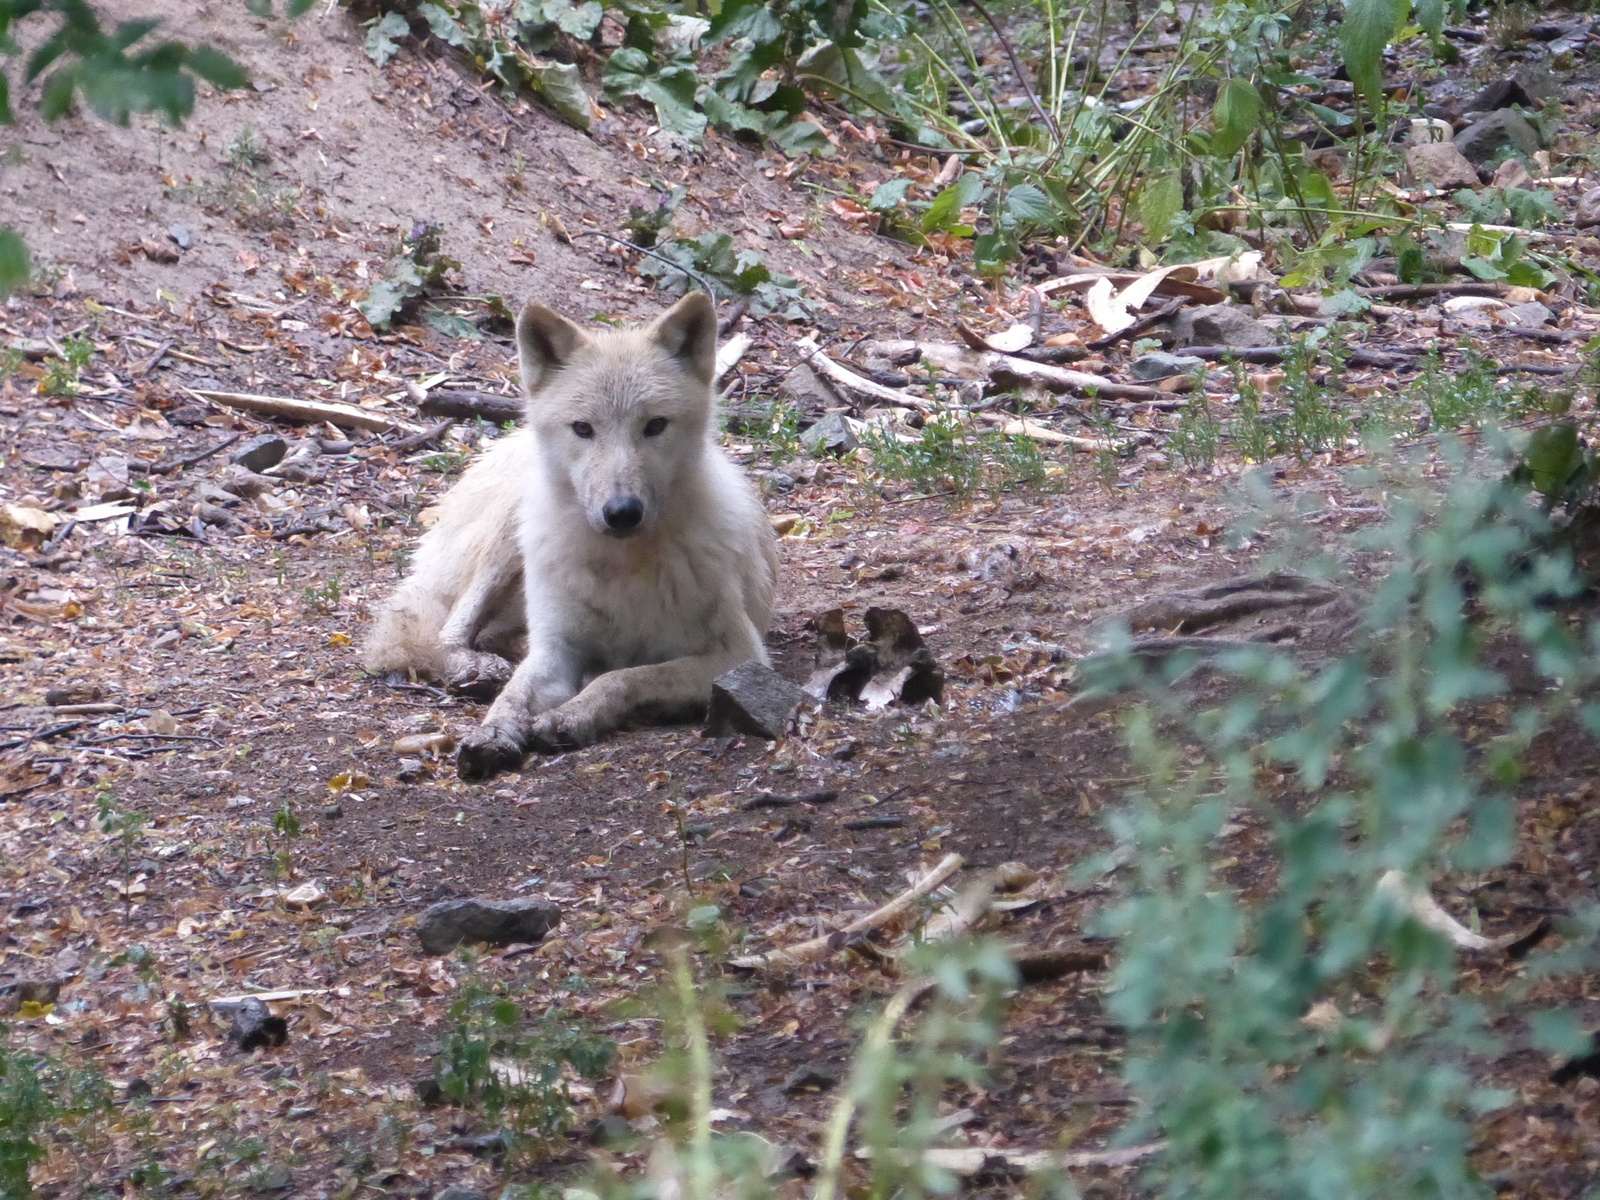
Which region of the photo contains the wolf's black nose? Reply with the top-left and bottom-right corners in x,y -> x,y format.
603,496 -> 644,532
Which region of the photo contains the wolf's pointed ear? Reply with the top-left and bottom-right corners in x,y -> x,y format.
650,291 -> 717,386
517,303 -> 588,396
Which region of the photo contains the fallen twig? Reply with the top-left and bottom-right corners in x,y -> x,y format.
1087,296 -> 1188,350
391,419 -> 454,455
985,356 -> 1163,402
729,852 -> 964,971
795,337 -> 935,411
131,432 -> 243,476
187,389 -> 423,435
414,387 -> 522,425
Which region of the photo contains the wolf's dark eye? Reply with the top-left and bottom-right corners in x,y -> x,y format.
571,421 -> 594,439
643,417 -> 668,437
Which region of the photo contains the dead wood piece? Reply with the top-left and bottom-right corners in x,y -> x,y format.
715,332 -> 752,381
1357,281 -> 1509,301
1374,870 -> 1537,953
985,355 -> 1163,402
415,388 -> 523,425
795,337 -> 934,411
188,389 -> 423,435
1114,572 -> 1340,636
127,433 -> 243,476
729,852 -> 965,971
1015,943 -> 1113,982
1176,344 -> 1420,369
1038,270 -> 1226,305
1124,634 -> 1288,658
392,419 -> 454,455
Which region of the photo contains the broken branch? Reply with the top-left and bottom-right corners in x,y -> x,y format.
187,389 -> 423,435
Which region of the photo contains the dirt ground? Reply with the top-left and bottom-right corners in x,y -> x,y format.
4,2 -> 1600,1197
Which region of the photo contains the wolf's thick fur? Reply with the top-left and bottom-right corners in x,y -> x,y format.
362,292 -> 778,782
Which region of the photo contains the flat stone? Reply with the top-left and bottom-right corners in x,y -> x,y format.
415,896 -> 562,955
1129,352 -> 1204,381
704,660 -> 807,740
1504,301 -> 1554,327
1454,109 -> 1540,164
1492,158 -> 1535,191
1406,117 -> 1456,147
1170,304 -> 1274,349
230,434 -> 287,474
1406,142 -> 1480,191
1575,187 -> 1600,228
167,223 -> 192,250
799,411 -> 858,457
777,361 -> 839,411
1467,78 -> 1531,113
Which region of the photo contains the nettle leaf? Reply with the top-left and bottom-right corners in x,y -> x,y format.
1002,183 -> 1056,228
0,227 -> 28,295
1318,287 -> 1372,316
1211,77 -> 1261,157
186,45 -> 249,91
1300,170 -> 1338,208
1342,0 -> 1407,106
868,178 -> 912,213
0,71 -> 11,125
365,12 -> 413,66
1140,172 -> 1183,242
769,117 -> 831,156
922,171 -> 985,233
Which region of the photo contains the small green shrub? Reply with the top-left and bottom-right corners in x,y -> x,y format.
863,408 -> 1054,500
432,973 -> 614,1146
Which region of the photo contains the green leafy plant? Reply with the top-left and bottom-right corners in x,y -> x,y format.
357,222 -> 460,331
1170,388 -> 1222,470
1080,448 -> 1600,1199
430,972 -> 614,1145
39,336 -> 92,396
862,408 -> 1053,500
636,233 -> 810,319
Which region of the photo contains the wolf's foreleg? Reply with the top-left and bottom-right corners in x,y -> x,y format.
455,647 -> 581,781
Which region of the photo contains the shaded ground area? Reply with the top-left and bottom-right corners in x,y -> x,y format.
4,2 -> 1600,1197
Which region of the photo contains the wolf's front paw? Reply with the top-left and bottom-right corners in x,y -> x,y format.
526,705 -> 604,754
444,652 -> 514,702
456,726 -> 526,782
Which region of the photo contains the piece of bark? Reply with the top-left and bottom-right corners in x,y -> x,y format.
188,389 -> 423,434
415,388 -> 523,425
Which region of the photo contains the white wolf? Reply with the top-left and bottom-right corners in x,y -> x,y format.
363,292 -> 779,782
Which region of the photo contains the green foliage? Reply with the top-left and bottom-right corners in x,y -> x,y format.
1506,422 -> 1599,513
358,222 -> 461,331
1082,450 -> 1600,1199
40,335 -> 92,396
0,231 -> 26,296
1453,186 -> 1563,230
1408,347 -> 1543,431
636,233 -> 810,318
744,396 -> 802,465
1340,0 -> 1406,106
1211,77 -> 1262,157
862,408 -> 1053,500
1170,389 -> 1222,470
432,973 -> 613,1143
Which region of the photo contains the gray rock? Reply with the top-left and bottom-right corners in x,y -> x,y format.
778,361 -> 840,411
704,661 -> 807,740
1129,352 -> 1204,381
230,434 -> 288,474
1406,117 -> 1455,147
167,223 -> 191,250
1575,187 -> 1600,228
434,1189 -> 489,1200
1454,109 -> 1540,164
1170,304 -> 1275,349
1467,78 -> 1530,113
1505,301 -> 1554,327
1406,142 -> 1480,191
799,412 -> 858,457
415,897 -> 561,955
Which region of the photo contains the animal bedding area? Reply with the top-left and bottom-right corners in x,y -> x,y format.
6,1 -> 1600,1196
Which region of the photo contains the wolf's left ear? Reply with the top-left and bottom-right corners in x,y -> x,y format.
650,291 -> 717,386
518,303 -> 588,396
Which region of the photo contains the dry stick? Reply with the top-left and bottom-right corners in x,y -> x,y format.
187,388 -> 424,434
729,852 -> 965,971
1357,281 -> 1509,300
391,419 -> 454,455
795,337 -> 936,412
984,355 -> 1163,402
131,432 -> 243,476
415,388 -> 522,424
1175,344 -> 1420,369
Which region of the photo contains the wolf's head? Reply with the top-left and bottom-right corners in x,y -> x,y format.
515,292 -> 718,539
